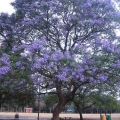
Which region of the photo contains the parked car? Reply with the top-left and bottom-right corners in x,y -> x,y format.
65,108 -> 75,113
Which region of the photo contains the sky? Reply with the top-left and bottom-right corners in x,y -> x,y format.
0,0 -> 15,14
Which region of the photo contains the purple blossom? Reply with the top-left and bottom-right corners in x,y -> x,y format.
32,41 -> 43,49
98,74 -> 108,81
2,0 -> 120,96
64,51 -> 70,58
20,66 -> 25,70
0,53 -> 10,76
0,66 -> 10,75
50,50 -> 63,61
16,61 -> 21,67
38,77 -> 43,83
115,60 -> 120,68
56,74 -> 66,81
31,74 -> 38,80
89,77 -> 94,82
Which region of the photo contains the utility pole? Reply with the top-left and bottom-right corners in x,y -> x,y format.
38,86 -> 40,120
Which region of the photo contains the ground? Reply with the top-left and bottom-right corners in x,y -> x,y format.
0,112 -> 120,120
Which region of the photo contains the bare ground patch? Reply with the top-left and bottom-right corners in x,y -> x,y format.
0,112 -> 120,120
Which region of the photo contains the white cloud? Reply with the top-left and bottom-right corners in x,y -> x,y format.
0,0 -> 15,14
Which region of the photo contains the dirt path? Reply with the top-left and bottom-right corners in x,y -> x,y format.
0,112 -> 120,120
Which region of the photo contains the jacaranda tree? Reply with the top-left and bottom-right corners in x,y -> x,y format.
0,0 -> 120,120
0,52 -> 11,105
0,13 -> 35,106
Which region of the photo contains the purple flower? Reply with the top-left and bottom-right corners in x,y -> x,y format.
16,61 -> 21,67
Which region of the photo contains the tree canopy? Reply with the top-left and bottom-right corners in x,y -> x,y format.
0,0 -> 120,120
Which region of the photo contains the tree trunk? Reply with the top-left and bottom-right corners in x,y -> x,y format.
79,109 -> 83,120
52,98 -> 67,120
52,81 -> 77,120
74,103 -> 83,120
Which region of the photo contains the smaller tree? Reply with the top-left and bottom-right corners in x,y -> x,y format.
73,81 -> 119,120
95,94 -> 120,114
74,86 -> 97,120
